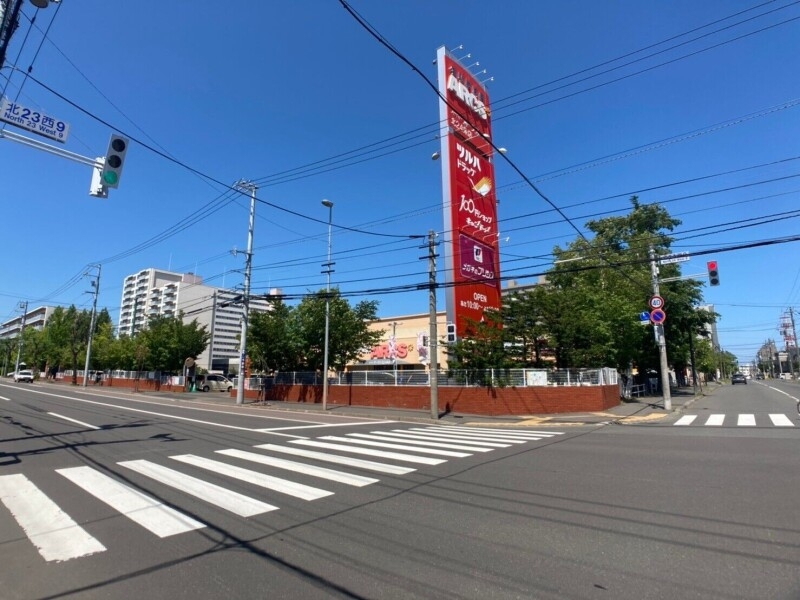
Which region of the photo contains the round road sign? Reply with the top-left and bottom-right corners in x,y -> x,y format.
650,308 -> 666,324
649,295 -> 665,309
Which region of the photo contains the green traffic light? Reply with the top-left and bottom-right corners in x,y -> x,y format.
102,171 -> 119,185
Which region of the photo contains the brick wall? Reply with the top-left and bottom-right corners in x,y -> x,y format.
262,383 -> 620,415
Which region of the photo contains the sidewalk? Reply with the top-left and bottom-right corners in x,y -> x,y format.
131,382 -> 718,427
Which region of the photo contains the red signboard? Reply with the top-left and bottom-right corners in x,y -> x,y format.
437,46 -> 502,339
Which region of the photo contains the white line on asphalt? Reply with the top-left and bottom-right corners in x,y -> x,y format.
388,430 -> 510,447
352,432 -> 495,452
318,435 -> 472,457
431,425 -> 562,438
705,414 -> 725,426
254,444 -> 416,475
408,428 -> 528,444
737,414 -> 756,426
216,449 -> 379,487
170,454 -> 333,500
674,415 -> 698,426
56,466 -> 205,537
259,421 -> 398,432
47,412 -> 101,430
769,414 -> 795,427
0,395 -> 10,401
0,474 -> 106,562
289,440 -> 446,465
118,459 -> 279,517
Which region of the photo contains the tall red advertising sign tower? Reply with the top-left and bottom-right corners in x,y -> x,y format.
436,45 -> 502,340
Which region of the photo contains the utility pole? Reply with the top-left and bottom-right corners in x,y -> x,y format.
426,231 -> 439,419
13,300 -> 28,374
789,308 -> 798,380
392,321 -> 399,386
649,247 -> 671,411
82,264 -> 101,387
234,180 -> 257,405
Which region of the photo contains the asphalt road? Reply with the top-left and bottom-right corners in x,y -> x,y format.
0,381 -> 798,599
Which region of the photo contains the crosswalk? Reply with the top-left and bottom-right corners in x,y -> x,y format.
674,413 -> 796,427
0,425 -> 562,563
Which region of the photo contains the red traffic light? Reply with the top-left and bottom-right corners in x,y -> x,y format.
707,260 -> 717,270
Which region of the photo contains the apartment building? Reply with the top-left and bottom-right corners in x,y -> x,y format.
118,268 -> 272,373
0,305 -> 56,339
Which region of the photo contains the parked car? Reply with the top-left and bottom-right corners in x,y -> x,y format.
195,374 -> 233,392
13,369 -> 34,383
731,372 -> 747,385
756,373 -> 765,380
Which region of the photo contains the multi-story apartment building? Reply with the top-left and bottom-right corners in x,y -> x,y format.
118,268 -> 272,373
0,305 -> 56,339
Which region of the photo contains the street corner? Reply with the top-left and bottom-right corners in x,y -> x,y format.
614,412 -> 669,424
461,415 -> 599,427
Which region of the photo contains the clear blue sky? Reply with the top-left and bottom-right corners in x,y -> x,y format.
1,0 -> 799,366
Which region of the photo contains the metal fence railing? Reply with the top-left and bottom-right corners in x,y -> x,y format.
239,368 -> 618,389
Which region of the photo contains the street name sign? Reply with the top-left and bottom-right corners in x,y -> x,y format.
659,252 -> 690,265
0,97 -> 70,144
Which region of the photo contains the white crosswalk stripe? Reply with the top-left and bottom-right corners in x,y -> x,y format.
56,466 -> 205,538
170,454 -> 333,501
119,459 -> 279,516
0,474 -> 106,562
429,426 -> 562,439
254,443 -> 416,474
348,432 -> 495,452
215,449 -> 379,487
317,435 -> 473,457
674,413 -> 796,427
289,439 -> 447,465
386,430 -> 511,447
407,428 -> 528,444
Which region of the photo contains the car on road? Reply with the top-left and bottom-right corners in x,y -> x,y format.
13,369 -> 34,383
731,372 -> 747,385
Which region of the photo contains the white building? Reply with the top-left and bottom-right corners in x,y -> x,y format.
0,305 -> 56,339
118,268 -> 273,373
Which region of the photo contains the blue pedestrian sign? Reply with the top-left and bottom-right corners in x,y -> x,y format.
639,311 -> 651,323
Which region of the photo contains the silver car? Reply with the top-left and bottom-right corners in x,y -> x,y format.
14,370 -> 34,383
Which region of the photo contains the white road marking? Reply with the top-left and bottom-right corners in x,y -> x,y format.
430,425 -> 561,438
0,395 -> 10,401
47,412 -> 101,430
705,414 -> 725,426
56,466 -> 204,538
254,444 -> 416,475
769,414 -> 795,427
170,454 -> 333,501
318,435 -> 472,457
289,440 -> 446,465
118,459 -> 278,517
352,432 -> 495,452
737,414 -> 756,426
216,449 -> 378,487
388,430 -> 510,447
259,421 -> 398,432
674,415 -> 698,426
408,428 -> 527,444
0,474 -> 106,562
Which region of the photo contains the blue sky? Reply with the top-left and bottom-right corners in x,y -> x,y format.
1,0 -> 799,365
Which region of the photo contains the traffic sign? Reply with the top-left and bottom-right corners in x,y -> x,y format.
649,295 -> 664,310
0,97 -> 70,143
639,311 -> 650,324
650,308 -> 666,324
659,252 -> 690,265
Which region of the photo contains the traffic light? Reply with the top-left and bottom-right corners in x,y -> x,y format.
707,260 -> 720,286
446,323 -> 456,344
101,134 -> 129,188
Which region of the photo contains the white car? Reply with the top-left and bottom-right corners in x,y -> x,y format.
13,370 -> 34,383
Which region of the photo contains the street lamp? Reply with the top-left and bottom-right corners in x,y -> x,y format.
321,199 -> 334,410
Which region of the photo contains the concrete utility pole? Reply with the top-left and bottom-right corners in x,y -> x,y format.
234,180 -> 257,405
82,264 -> 101,387
13,300 -> 28,374
649,247 -> 671,411
789,308 -> 798,380
426,230 -> 439,419
321,199 -> 334,411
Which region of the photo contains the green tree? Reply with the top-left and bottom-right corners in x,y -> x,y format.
138,313 -> 209,372
248,298 -> 302,372
446,311 -> 510,382
295,289 -> 384,371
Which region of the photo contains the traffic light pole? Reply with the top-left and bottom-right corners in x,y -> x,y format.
649,247 -> 672,411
